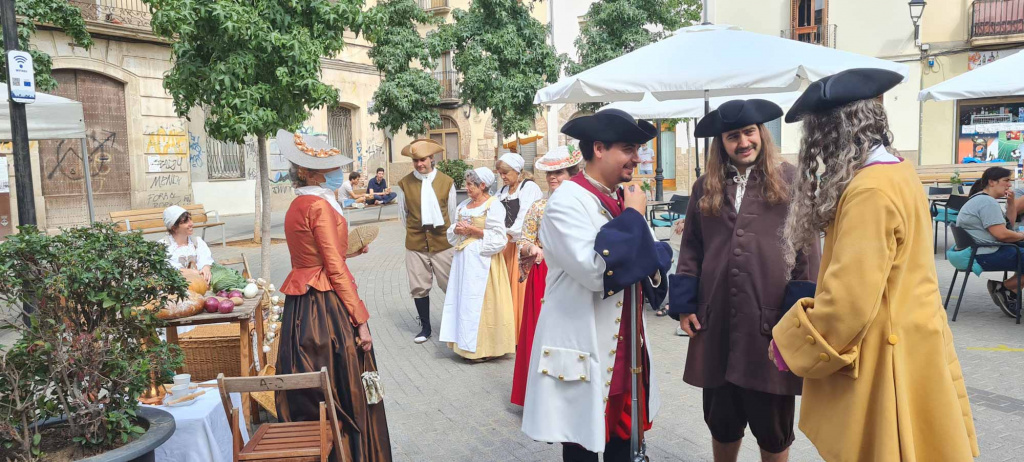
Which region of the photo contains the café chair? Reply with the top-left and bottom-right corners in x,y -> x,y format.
218,367 -> 347,462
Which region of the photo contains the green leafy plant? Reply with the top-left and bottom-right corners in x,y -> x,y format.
364,0 -> 444,136
144,0 -> 363,281
0,223 -> 186,458
950,170 -> 963,186
430,0 -> 563,143
567,0 -> 702,112
1,0 -> 93,92
437,159 -> 472,189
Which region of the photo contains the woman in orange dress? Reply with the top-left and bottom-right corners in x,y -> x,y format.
273,129 -> 392,462
496,152 -> 544,341
510,146 -> 582,406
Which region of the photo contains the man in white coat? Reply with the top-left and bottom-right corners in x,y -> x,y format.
522,109 -> 672,461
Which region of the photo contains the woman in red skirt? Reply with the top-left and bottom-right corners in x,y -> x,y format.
510,145 -> 583,405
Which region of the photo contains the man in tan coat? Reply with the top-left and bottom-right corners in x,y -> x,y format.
395,139 -> 457,344
773,68 -> 979,461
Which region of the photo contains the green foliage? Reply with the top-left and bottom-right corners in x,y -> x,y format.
567,0 -> 702,112
364,0 -> 443,137
0,224 -> 186,456
437,159 -> 472,189
0,0 -> 93,92
144,0 -> 363,143
430,0 -> 562,137
950,169 -> 963,186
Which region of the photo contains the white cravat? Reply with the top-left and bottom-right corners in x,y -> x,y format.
864,144 -> 900,166
295,185 -> 345,217
414,169 -> 445,227
727,164 -> 752,213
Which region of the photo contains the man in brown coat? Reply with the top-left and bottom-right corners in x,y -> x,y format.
395,139 -> 457,344
668,99 -> 820,462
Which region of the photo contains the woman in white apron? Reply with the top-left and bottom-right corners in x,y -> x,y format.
440,167 -> 516,360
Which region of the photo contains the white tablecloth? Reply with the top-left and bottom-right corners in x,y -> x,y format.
144,380 -> 250,462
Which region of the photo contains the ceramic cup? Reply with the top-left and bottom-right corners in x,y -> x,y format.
173,373 -> 191,386
168,384 -> 189,400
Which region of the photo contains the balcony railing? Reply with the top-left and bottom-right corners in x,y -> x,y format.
971,0 -> 1024,39
69,0 -> 152,29
434,70 -> 460,102
418,0 -> 450,12
780,24 -> 836,48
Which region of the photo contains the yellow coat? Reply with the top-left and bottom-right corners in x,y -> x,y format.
773,160 -> 979,462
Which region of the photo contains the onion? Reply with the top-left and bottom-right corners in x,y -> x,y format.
243,283 -> 258,299
218,299 -> 235,314
228,290 -> 244,299
216,290 -> 228,298
204,297 -> 220,313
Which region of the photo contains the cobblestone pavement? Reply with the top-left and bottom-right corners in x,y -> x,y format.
210,220 -> 1024,461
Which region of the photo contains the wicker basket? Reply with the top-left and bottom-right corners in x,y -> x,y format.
178,324 -> 242,382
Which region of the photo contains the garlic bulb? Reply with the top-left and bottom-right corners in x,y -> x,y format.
262,345 -> 271,353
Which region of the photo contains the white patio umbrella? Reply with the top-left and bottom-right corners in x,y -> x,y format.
535,24 -> 910,105
603,91 -> 801,119
0,84 -> 93,221
919,50 -> 1024,101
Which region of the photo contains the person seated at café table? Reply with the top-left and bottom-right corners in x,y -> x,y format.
367,167 -> 398,205
956,166 -> 1024,316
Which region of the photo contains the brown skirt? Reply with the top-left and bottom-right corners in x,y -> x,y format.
276,289 -> 393,462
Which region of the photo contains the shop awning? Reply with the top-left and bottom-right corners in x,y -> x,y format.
603,91 -> 801,119
0,84 -> 86,139
919,50 -> 1024,101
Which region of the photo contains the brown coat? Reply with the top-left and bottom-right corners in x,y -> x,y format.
398,172 -> 454,253
674,163 -> 820,395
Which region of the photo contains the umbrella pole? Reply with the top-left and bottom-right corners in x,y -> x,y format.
628,284 -> 644,461
654,119 -> 663,201
702,90 -> 710,173
81,138 -> 94,223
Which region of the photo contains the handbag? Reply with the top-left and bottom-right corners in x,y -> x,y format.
360,350 -> 384,405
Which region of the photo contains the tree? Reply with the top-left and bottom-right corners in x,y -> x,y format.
568,0 -> 702,111
146,0 -> 362,281
431,0 -> 561,144
364,0 -> 443,137
0,0 -> 93,91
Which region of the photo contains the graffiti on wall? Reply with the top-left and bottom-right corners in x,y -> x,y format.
144,123 -> 188,155
145,192 -> 192,209
42,130 -> 120,191
354,139 -> 385,174
188,133 -> 203,168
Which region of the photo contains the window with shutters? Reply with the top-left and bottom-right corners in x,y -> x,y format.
785,0 -> 832,47
428,116 -> 460,160
206,136 -> 246,180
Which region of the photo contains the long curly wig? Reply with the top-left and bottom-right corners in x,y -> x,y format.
781,98 -> 897,273
698,124 -> 789,216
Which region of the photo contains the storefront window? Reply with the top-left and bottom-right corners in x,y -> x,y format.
957,98 -> 1024,163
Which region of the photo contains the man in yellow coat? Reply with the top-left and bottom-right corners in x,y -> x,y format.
771,68 -> 980,461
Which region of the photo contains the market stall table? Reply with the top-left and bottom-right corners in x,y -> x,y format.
144,381 -> 249,462
164,290 -> 269,425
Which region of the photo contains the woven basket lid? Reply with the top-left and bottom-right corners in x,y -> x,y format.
347,225 -> 380,256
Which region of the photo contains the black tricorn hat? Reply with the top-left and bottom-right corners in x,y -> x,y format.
694,99 -> 783,138
785,68 -> 904,123
561,108 -> 658,144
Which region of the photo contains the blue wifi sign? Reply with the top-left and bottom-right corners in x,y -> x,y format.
7,51 -> 35,104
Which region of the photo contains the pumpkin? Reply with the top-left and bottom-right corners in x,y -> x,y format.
180,268 -> 209,295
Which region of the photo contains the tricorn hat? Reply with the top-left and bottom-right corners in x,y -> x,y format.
401,139 -> 444,160
785,68 -> 904,123
694,99 -> 783,138
276,129 -> 353,170
561,109 -> 658,144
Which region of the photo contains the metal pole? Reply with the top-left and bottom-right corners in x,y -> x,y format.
628,285 -> 642,461
2,0 -> 34,226
654,119 -> 663,201
81,138 -> 94,223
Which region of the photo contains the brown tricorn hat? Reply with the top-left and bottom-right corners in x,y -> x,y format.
401,139 -> 445,160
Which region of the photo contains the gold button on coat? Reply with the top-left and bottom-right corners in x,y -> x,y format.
616,301 -> 623,307
543,350 -> 550,356
606,270 -> 614,276
794,318 -> 801,328
604,397 -> 609,403
806,335 -> 815,345
578,354 -> 586,360
819,353 -> 830,362
541,369 -> 548,374
888,335 -> 899,345
607,367 -> 614,373
615,317 -> 621,323
610,349 -> 616,355
602,250 -> 610,256
558,375 -> 565,381
579,375 -> 587,381
605,381 -> 611,386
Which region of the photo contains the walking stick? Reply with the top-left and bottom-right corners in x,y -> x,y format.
627,284 -> 648,462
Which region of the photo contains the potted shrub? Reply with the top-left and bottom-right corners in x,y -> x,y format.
950,170 -> 964,194
0,223 -> 186,461
437,159 -> 473,203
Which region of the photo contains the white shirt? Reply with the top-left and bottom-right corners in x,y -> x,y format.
338,180 -> 357,201
395,170 -> 458,228
727,164 -> 753,213
159,235 -> 214,271
639,146 -> 655,165
497,179 -> 544,240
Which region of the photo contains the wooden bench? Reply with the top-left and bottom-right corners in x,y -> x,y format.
110,204 -> 226,246
916,162 -> 1013,185
342,187 -> 393,221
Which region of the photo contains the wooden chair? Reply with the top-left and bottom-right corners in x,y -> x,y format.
218,367 -> 346,462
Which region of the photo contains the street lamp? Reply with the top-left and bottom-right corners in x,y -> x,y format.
909,0 -> 927,46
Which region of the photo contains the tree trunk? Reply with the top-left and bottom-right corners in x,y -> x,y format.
254,178 -> 262,243
257,135 -> 272,282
